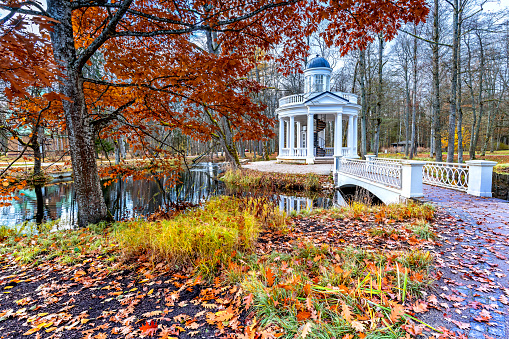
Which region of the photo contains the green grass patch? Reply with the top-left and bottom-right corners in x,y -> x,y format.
235,243 -> 435,338
0,220 -> 117,265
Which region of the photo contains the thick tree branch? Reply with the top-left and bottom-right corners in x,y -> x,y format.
91,99 -> 136,131
75,0 -> 135,71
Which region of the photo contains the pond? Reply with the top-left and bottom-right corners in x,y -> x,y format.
3,165 -> 506,229
0,163 -> 336,228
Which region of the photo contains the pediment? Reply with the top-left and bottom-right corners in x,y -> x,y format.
304,91 -> 349,105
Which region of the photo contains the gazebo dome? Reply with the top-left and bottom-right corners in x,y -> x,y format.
304,55 -> 332,93
306,55 -> 331,69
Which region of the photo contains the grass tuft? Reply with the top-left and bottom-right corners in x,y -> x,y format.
115,196 -> 287,278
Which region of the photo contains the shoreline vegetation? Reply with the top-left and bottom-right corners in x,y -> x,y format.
0,188 -> 445,338
221,168 -> 334,193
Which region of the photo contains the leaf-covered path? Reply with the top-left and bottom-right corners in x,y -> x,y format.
419,185 -> 509,338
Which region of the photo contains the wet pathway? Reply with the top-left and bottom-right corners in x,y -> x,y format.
420,185 -> 509,338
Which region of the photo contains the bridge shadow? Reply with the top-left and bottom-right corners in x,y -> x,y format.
337,185 -> 384,206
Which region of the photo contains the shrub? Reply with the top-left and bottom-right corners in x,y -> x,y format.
497,142 -> 509,151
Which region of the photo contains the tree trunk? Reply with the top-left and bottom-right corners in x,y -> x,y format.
120,136 -> 126,159
359,49 -> 367,157
471,32 -> 485,160
47,0 -> 109,227
456,11 -> 463,163
373,35 -> 383,157
404,57 -> 411,157
447,0 -> 459,163
410,29 -> 418,159
115,139 -> 121,165
205,29 -> 240,168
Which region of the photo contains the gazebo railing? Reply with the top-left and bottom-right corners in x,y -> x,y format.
279,94 -> 305,106
291,148 -> 307,157
338,158 -> 402,189
280,148 -> 290,156
279,92 -> 358,106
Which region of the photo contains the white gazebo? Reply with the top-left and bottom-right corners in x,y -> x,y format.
276,55 -> 360,164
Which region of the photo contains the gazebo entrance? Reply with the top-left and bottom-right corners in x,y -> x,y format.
278,112 -> 358,163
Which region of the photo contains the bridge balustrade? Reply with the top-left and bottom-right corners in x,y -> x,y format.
365,157 -> 496,197
337,158 -> 402,189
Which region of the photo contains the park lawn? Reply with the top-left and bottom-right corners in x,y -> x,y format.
0,197 -> 445,338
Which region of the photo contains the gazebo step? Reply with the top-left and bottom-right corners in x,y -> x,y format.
313,158 -> 333,164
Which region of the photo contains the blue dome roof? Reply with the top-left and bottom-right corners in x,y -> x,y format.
306,55 -> 331,69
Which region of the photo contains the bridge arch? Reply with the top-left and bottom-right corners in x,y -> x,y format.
337,184 -> 384,205
336,173 -> 403,205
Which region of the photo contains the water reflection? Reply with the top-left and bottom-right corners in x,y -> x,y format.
0,162 -> 225,228
0,163 -> 339,228
4,165 -> 507,229
277,191 -> 347,213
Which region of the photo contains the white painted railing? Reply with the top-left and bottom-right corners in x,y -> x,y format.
371,157 -> 469,192
368,157 -> 496,196
338,158 -> 402,189
292,148 -> 307,157
334,92 -> 358,104
422,162 -> 469,191
325,147 -> 334,156
372,157 -> 402,165
279,92 -> 358,106
279,94 -> 305,106
280,148 -> 290,156
341,148 -> 350,156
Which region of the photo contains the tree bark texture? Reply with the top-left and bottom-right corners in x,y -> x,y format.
47,0 -> 109,227
410,30 -> 418,159
447,0 -> 459,163
359,49 -> 367,158
456,11 -> 463,163
373,35 -> 383,157
432,1 -> 443,162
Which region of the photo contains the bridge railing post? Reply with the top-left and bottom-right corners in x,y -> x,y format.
401,160 -> 426,198
333,155 -> 342,186
364,155 -> 375,172
465,160 -> 497,197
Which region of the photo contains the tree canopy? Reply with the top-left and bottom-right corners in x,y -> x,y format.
0,0 -> 429,225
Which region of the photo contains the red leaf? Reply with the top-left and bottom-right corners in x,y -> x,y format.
266,267 -> 275,287
140,320 -> 158,336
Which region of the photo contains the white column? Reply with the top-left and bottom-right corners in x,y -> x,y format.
334,113 -> 342,157
353,115 -> 358,155
278,118 -> 284,156
296,121 -> 301,149
466,160 -> 497,197
289,116 -> 295,157
285,120 -> 290,149
347,115 -> 354,157
306,113 -> 314,164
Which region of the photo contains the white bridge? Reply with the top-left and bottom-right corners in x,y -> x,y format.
334,156 -> 497,204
